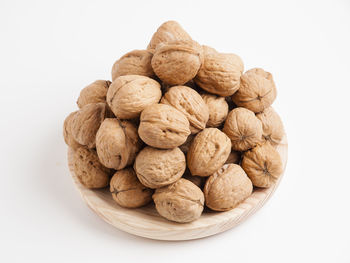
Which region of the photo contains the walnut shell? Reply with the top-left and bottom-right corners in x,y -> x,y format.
151,40 -> 203,85
241,143 -> 283,188
111,50 -> 154,81
110,168 -> 153,208
225,151 -> 241,164
194,46 -> 244,96
73,147 -> 111,189
138,104 -> 190,149
204,164 -> 252,211
187,128 -> 231,177
201,93 -> 229,128
182,170 -> 206,189
232,68 -> 277,113
77,80 -> 111,108
256,107 -> 284,146
71,103 -> 108,148
179,134 -> 194,154
161,86 -> 209,133
106,75 -> 162,119
223,107 -> 263,151
134,146 -> 186,189
96,118 -> 142,170
153,178 -> 204,223
63,111 -> 82,150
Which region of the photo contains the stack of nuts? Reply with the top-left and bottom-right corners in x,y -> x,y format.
63,21 -> 284,223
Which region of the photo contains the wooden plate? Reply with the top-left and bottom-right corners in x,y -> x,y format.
68,135 -> 288,241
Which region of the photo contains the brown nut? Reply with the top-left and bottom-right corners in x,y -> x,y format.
77,80 -> 111,108
182,170 -> 206,189
194,46 -> 244,96
225,151 -> 241,164
232,68 -> 277,113
96,118 -> 142,170
201,93 -> 229,128
151,40 -> 203,85
138,104 -> 190,149
71,103 -> 108,148
223,107 -> 263,151
204,164 -> 253,211
256,107 -> 284,146
110,168 -> 153,208
73,147 -> 111,189
179,134 -> 194,154
187,128 -> 231,177
111,50 -> 154,81
241,143 -> 283,188
153,178 -> 204,223
63,111 -> 82,150
106,75 -> 161,119
161,86 -> 209,133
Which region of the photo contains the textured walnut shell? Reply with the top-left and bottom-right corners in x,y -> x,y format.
204,164 -> 252,211
223,107 -> 263,151
179,134 -> 194,154
241,143 -> 283,188
138,104 -> 190,149
63,111 -> 82,150
147,20 -> 192,53
96,118 -> 142,170
73,147 -> 111,189
153,178 -> 204,223
106,75 -> 161,119
187,128 -> 231,177
111,50 -> 154,81
201,93 -> 229,128
194,46 -> 244,96
110,168 -> 153,208
256,107 -> 284,146
232,68 -> 277,113
161,86 -> 209,133
77,80 -> 111,108
225,151 -> 241,164
134,146 -> 186,189
152,40 -> 203,85
71,103 -> 108,148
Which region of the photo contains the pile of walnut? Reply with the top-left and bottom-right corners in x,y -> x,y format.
63,21 -> 284,223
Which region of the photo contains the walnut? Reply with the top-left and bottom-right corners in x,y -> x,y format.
151,40 -> 203,85
204,164 -> 252,211
182,170 -> 206,189
152,178 -> 204,223
201,93 -> 229,128
96,118 -> 142,170
71,103 -> 108,148
77,80 -> 111,108
241,143 -> 283,188
138,104 -> 190,149
110,168 -> 153,208
73,147 -> 111,189
134,146 -> 186,189
223,107 -> 263,151
232,68 -> 277,113
161,86 -> 209,133
63,111 -> 82,150
106,75 -> 161,119
225,151 -> 241,164
179,134 -> 194,154
194,45 -> 244,96
187,128 -> 231,177
111,50 -> 154,81
256,107 -> 284,146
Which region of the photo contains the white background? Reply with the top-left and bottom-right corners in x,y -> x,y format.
1,0 -> 349,262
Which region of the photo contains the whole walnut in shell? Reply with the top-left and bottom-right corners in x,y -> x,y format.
74,147 -> 111,189
138,104 -> 190,149
111,50 -> 154,81
77,80 -> 111,108
161,86 -> 209,133
187,128 -> 231,177
241,143 -> 283,188
225,151 -> 241,164
194,45 -> 244,96
152,40 -> 203,85
223,107 -> 263,151
256,107 -> 284,146
201,93 -> 229,128
63,111 -> 82,150
204,164 -> 252,211
232,68 -> 277,113
110,168 -> 153,208
134,146 -> 186,189
153,178 -> 204,223
106,75 -> 161,119
96,118 -> 142,170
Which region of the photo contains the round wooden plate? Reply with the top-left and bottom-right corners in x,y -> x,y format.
68,135 -> 287,241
